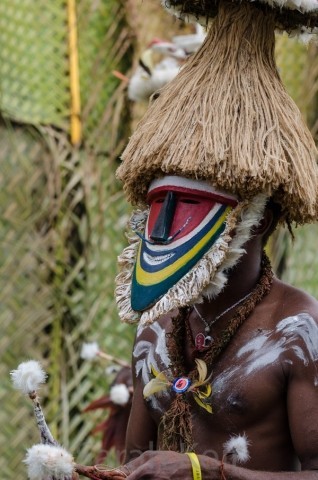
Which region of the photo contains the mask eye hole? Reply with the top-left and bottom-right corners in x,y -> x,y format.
155,198 -> 165,204
180,199 -> 200,204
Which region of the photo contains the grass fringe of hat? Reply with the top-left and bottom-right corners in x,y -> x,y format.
161,0 -> 318,30
118,0 -> 318,224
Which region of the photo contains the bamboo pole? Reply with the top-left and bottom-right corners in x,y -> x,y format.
67,0 -> 82,145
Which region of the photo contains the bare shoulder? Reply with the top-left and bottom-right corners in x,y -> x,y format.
261,278 -> 318,370
272,277 -> 318,322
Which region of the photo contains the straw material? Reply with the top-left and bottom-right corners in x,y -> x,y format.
161,0 -> 318,30
118,0 -> 318,224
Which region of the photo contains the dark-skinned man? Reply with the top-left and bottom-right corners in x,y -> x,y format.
114,0 -> 318,478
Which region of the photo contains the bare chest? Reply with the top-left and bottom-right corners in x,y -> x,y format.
133,313 -> 318,428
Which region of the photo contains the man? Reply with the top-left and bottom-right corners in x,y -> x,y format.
114,0 -> 318,477
118,183 -> 318,479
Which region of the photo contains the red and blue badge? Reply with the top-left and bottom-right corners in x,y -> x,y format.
172,377 -> 192,393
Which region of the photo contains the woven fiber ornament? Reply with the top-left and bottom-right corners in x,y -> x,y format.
118,0 -> 318,224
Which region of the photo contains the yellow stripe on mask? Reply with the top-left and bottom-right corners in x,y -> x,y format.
135,206 -> 231,286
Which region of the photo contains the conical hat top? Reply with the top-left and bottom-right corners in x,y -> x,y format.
117,0 -> 318,224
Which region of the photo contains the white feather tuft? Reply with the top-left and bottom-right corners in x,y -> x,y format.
80,342 -> 99,360
11,360 -> 47,394
223,433 -> 250,464
24,444 -> 74,480
110,384 -> 131,406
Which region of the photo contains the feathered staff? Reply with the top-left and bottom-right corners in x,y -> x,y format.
24,445 -> 126,480
11,360 -> 127,480
80,342 -> 130,368
11,360 -> 57,447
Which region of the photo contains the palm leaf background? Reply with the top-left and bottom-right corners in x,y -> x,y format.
273,36 -> 318,296
0,1 -> 187,478
0,1 -> 134,477
0,3 -> 317,479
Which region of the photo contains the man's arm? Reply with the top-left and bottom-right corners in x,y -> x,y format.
286,316 -> 318,472
123,450 -> 318,480
125,376 -> 158,462
125,325 -> 158,463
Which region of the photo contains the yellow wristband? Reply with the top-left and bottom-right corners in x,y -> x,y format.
186,452 -> 202,480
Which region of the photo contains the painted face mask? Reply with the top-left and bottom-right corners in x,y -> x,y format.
131,176 -> 238,311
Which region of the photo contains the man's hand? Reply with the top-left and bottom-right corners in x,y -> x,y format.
123,451 -> 195,480
123,450 -> 221,480
122,451 -> 318,480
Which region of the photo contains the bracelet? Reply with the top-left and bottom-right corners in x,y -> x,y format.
185,452 -> 202,480
219,459 -> 226,480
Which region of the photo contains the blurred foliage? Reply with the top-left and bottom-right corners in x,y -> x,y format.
0,0 -> 69,128
273,35 -> 318,297
282,224 -> 318,298
0,1 -> 134,478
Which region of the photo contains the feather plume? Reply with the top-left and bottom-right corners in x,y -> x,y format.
223,433 -> 250,464
11,360 -> 57,445
80,342 -> 100,360
143,370 -> 171,398
109,384 -> 130,406
24,444 -> 74,480
11,360 -> 47,394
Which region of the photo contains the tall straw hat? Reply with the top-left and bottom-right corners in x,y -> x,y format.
117,0 -> 318,224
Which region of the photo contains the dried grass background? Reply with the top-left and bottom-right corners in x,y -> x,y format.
0,2 -> 318,480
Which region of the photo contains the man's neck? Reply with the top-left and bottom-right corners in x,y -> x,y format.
199,244 -> 263,321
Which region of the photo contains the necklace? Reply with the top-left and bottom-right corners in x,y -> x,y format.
193,291 -> 253,351
161,251 -> 274,452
